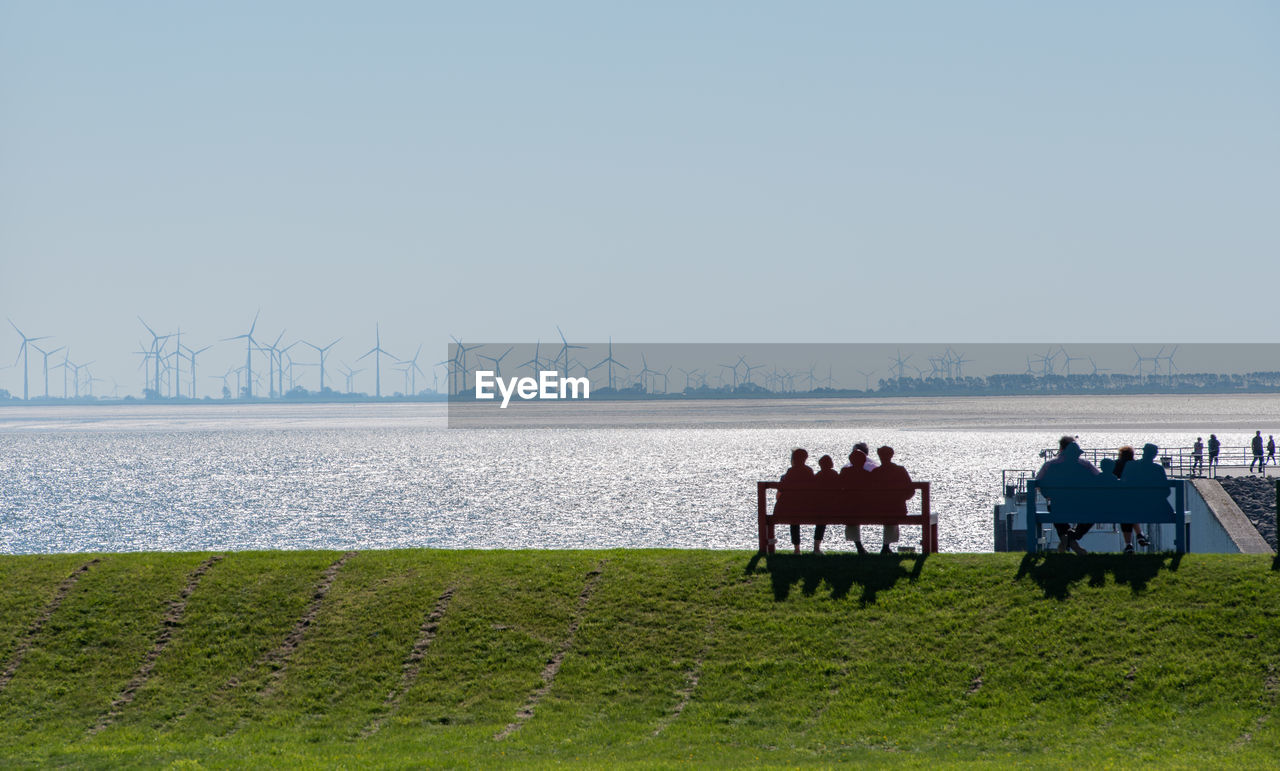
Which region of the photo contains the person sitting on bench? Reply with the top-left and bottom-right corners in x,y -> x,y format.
777,448 -> 815,555
839,448 -> 872,555
1034,438 -> 1101,555
810,454 -> 840,554
867,446 -> 915,555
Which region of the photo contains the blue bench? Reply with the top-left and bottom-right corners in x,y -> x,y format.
1024,479 -> 1187,554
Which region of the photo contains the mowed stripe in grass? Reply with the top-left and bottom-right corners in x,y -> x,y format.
0,553 -> 210,744
0,555 -> 97,688
0,551 -> 1277,767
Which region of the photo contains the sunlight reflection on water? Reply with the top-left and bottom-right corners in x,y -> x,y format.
3,395 -> 1278,554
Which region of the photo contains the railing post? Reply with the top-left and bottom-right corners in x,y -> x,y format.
757,482 -> 768,554
1174,480 -> 1187,554
1025,480 -> 1039,554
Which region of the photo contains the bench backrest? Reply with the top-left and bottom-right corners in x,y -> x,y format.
758,481 -> 930,517
1027,479 -> 1185,524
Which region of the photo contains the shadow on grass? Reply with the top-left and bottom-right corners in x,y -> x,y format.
747,553 -> 927,606
1014,553 -> 1181,600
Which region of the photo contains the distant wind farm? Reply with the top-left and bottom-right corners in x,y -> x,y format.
4,318 -> 1280,403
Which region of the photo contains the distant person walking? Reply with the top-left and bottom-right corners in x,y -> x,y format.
1208,434 -> 1221,476
1191,437 -> 1204,476
1268,435 -> 1276,468
1250,431 -> 1265,473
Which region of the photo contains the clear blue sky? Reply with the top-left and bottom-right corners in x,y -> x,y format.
2,2 -> 1277,395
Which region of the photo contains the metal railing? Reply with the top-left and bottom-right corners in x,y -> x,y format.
1036,445 -> 1275,479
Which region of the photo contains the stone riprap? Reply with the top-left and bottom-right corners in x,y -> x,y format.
1216,475 -> 1278,551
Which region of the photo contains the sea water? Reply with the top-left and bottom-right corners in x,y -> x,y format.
3,395 -> 1279,554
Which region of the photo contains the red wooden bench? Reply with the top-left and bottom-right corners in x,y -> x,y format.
756,481 -> 937,554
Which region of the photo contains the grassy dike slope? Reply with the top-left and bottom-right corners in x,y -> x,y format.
1,550 -> 1278,767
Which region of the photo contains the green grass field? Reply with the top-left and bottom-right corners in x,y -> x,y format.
1,550 -> 1278,768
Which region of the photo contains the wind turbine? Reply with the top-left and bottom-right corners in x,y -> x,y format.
518,341 -> 544,377
1131,346 -> 1159,379
743,361 -> 765,386
637,353 -> 659,393
66,358 -> 91,398
211,367 -> 234,399
398,344 -> 429,395
257,330 -> 287,398
718,360 -> 741,389
8,319 -> 50,400
138,317 -> 173,396
476,346 -> 514,379
222,311 -> 260,399
888,349 -> 913,381
339,362 -> 364,394
553,326 -> 585,378
187,345 -> 212,398
302,337 -> 342,393
448,336 -> 483,395
31,343 -> 64,399
592,338 -> 628,390
1058,346 -> 1087,376
656,366 -> 671,394
857,369 -> 877,392
1159,345 -> 1180,382
357,324 -> 398,398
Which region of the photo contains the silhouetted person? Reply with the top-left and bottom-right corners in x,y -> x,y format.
777,448 -> 815,555
1191,437 -> 1204,476
1121,443 -> 1174,524
868,445 -> 914,554
840,448 -> 872,555
1034,436 -> 1100,555
1208,434 -> 1220,475
841,442 -> 878,554
1114,445 -> 1150,553
811,454 -> 840,554
1269,435 -> 1276,468
1251,431 -> 1265,473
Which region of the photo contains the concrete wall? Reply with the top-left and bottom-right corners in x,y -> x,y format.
1191,479 -> 1275,555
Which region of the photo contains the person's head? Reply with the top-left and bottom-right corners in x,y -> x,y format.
1257,431 -> 1262,437
849,449 -> 867,468
818,454 -> 834,470
1100,458 -> 1116,475
1060,441 -> 1083,459
1211,434 -> 1217,439
1142,443 -> 1159,460
790,448 -> 808,466
1058,435 -> 1077,451
1197,437 -> 1202,442
853,442 -> 870,455
1118,445 -> 1135,462
877,446 -> 894,463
